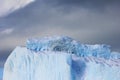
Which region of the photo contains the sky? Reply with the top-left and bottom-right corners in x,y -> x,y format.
0,0 -> 120,67
0,68 -> 3,80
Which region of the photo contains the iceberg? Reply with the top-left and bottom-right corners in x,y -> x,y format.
3,36 -> 120,80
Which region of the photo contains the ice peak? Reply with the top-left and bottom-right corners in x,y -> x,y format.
26,36 -> 80,52
26,36 -> 119,59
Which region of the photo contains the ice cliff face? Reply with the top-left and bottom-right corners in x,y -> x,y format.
3,36 -> 120,80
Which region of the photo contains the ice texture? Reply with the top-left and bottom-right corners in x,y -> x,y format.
3,47 -> 120,80
3,36 -> 120,80
110,52 -> 120,59
27,36 -> 113,59
3,47 -> 72,80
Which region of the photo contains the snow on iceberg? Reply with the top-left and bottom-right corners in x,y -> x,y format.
3,36 -> 120,80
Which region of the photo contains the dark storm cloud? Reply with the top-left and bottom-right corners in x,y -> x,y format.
56,0 -> 120,5
44,0 -> 120,9
0,0 -> 120,41
0,0 -> 120,40
1,0 -> 120,31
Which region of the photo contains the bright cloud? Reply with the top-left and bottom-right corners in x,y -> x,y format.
1,28 -> 14,35
0,0 -> 35,17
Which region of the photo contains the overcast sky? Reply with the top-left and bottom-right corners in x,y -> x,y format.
0,0 -> 120,67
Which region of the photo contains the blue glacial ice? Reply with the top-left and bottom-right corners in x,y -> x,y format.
3,36 -> 120,80
26,36 -> 114,59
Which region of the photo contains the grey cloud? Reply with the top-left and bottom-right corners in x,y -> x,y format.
0,49 -> 12,67
43,0 -> 120,10
0,50 -> 11,60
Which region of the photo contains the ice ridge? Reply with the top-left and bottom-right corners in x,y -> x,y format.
26,36 -> 120,59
